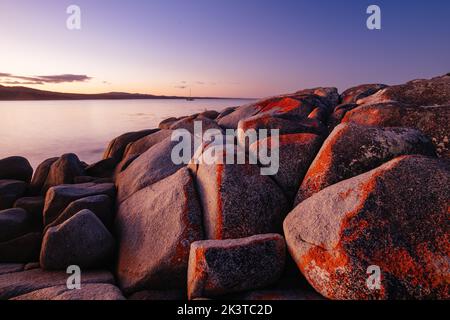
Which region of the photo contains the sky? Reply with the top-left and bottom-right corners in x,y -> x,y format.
0,0 -> 449,98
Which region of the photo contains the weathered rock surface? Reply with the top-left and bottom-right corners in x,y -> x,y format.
116,168 -> 203,293
356,75 -> 450,106
40,209 -> 115,270
43,154 -> 86,192
0,156 -> 33,182
238,113 -> 326,145
249,133 -> 323,198
123,129 -> 172,158
103,129 -> 158,162
0,232 -> 42,263
0,208 -> 31,242
340,84 -> 388,104
116,136 -> 191,203
284,155 -> 450,299
29,157 -> 59,195
0,268 -> 115,300
296,123 -> 436,204
187,234 -> 286,299
342,103 -> 450,159
44,194 -> 112,232
0,180 -> 27,210
191,147 -> 289,239
0,263 -> 24,276
43,182 -> 115,226
11,283 -> 125,300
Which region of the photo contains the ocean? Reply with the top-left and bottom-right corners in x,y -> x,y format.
0,99 -> 252,168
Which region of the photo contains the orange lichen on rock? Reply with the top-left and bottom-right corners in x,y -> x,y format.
258,97 -> 301,114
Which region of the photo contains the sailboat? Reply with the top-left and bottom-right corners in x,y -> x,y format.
186,88 -> 195,101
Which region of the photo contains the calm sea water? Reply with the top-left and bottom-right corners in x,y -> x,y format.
0,99 -> 251,168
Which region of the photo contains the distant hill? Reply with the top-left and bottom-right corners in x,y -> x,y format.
0,85 -> 226,100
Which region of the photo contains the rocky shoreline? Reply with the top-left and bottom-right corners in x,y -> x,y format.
0,74 -> 449,300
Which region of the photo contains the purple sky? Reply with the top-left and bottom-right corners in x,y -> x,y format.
1,0 -> 449,98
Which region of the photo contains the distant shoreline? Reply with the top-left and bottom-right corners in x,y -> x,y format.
0,84 -> 255,101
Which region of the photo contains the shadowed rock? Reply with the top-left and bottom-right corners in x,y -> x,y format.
14,196 -> 44,229
103,129 -> 158,162
0,232 -> 42,263
0,268 -> 114,300
40,209 -> 115,270
187,234 -> 286,299
284,155 -> 450,299
11,283 -> 125,300
44,194 -> 113,233
29,157 -> 59,195
43,182 -> 115,226
0,208 -> 31,242
0,157 -> 33,183
0,180 -> 27,210
43,154 -> 86,192
85,158 -> 117,178
116,168 -> 204,294
295,123 -> 436,204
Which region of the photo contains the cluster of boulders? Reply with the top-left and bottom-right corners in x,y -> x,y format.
0,74 -> 449,300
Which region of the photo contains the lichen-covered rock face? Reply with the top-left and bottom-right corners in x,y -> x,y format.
115,136 -> 192,203
237,113 -> 326,144
191,148 -> 289,240
340,84 -> 388,104
0,268 -> 115,300
295,123 -> 436,204
43,182 -> 115,227
218,91 -> 336,129
43,154 -> 86,192
249,133 -> 323,198
115,168 -> 204,294
356,75 -> 450,106
187,234 -> 286,299
284,155 -> 450,300
40,209 -> 115,270
102,129 -> 158,162
0,180 -> 27,210
0,156 -> 33,183
342,103 -> 450,159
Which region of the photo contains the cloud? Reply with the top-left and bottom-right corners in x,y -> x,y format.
0,72 -> 92,85
174,85 -> 187,89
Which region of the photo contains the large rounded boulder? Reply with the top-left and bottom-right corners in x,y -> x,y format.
284,155 -> 449,299
295,122 -> 436,204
